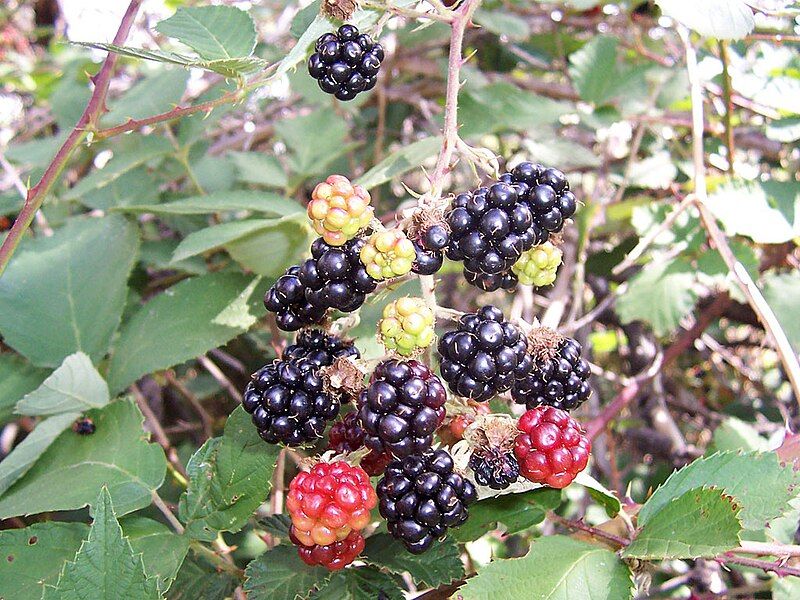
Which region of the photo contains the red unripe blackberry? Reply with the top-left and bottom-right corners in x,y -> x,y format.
514,407 -> 590,489
511,333 -> 591,411
377,449 -> 477,554
437,305 -> 532,401
286,460 -> 377,546
358,359 -> 447,458
290,526 -> 365,571
308,25 -> 384,101
328,412 -> 392,476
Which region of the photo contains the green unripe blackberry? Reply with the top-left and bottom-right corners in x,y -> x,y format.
379,297 -> 435,356
511,242 -> 562,287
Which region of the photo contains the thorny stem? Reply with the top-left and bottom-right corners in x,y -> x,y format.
718,41 -> 736,172
151,490 -> 185,534
547,512 -> 630,547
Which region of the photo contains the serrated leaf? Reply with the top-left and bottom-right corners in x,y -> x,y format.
119,191 -> 302,217
639,451 -> 799,531
474,9 -> 529,40
122,517 -> 190,591
106,272 -> 254,393
43,488 -> 159,599
0,215 -> 140,368
244,545 -> 332,600
213,276 -> 261,329
711,417 -> 770,452
453,488 -> 562,542
763,271 -> 800,354
156,6 -> 257,61
363,534 -> 464,588
655,0 -> 754,39
313,566 -> 403,600
616,258 -> 699,336
355,137 -> 442,190
568,36 -> 620,104
80,166 -> 160,211
171,219 -> 282,262
0,522 -> 89,599
0,354 -> 48,425
257,513 -> 292,539
0,399 -> 167,519
276,109 -> 349,178
0,413 -> 77,496
624,487 -> 742,559
774,576 -> 800,600
103,69 -> 188,128
460,535 -> 633,600
229,152 -> 290,188
575,471 -> 622,517
73,42 -> 196,67
198,57 -> 268,78
225,215 -> 312,277
16,352 -> 109,416
167,554 -> 237,600
179,406 -> 279,541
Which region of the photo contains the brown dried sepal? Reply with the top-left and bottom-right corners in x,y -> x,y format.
526,326 -> 565,363
408,206 -> 450,243
463,414 -> 519,454
322,0 -> 357,20
321,356 -> 366,403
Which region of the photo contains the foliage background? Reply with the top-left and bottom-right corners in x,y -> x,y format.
0,0 -> 799,598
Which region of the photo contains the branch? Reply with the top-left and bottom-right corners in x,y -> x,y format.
0,0 -> 143,276
716,554 -> 800,579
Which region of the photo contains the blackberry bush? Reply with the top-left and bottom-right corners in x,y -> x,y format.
358,359 -> 447,458
377,449 -> 477,554
308,174 -> 373,246
307,25 -> 384,101
437,305 -> 532,401
379,296 -> 436,356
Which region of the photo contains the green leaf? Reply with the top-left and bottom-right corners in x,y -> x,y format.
568,36 -> 619,104
225,215 -> 312,277
474,9 -> 529,40
711,417 -> 770,452
230,152 -> 289,188
120,191 -> 301,217
63,136 -> 172,201
167,554 -> 237,600
638,451 -> 799,531
616,258 -> 699,337
122,517 -> 190,591
277,13 -> 333,78
313,567 -> 403,600
0,413 -> 77,496
774,576 -> 800,600
156,6 -> 257,61
257,513 -> 292,540
763,271 -> 800,354
0,215 -> 140,367
213,276 -> 262,330
103,69 -> 188,127
575,471 -> 622,517
244,545 -> 332,600
624,487 -> 742,559
460,535 -> 633,600
171,219 -> 284,262
705,179 -> 800,244
355,137 -> 442,190
453,488 -> 561,542
0,522 -> 89,599
80,166 -> 160,211
363,534 -> 464,588
43,487 -> 159,599
276,109 -> 350,179
107,272 -> 254,393
0,399 -> 167,519
73,43 -> 196,68
655,0 -> 754,39
16,352 -> 109,416
179,406 -> 279,541
0,354 -> 48,424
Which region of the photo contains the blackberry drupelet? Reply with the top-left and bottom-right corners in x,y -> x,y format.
307,25 -> 384,101
469,447 -> 519,490
499,162 -> 577,241
463,268 -> 517,292
291,527 -> 366,571
242,358 -> 340,446
358,359 -> 447,458
263,265 -> 327,331
327,412 -> 392,476
283,329 -> 360,368
411,242 -> 443,275
437,305 -> 532,401
377,449 -> 477,553
511,335 -> 591,411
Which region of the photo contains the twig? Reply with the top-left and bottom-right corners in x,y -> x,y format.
547,511 -> 629,547
190,541 -> 244,579
165,371 -> 215,440
198,355 -> 243,403
131,384 -> 189,481
716,554 -> 800,578
151,490 -> 185,534
718,41 -> 736,172
735,540 -> 800,558
0,0 -> 143,276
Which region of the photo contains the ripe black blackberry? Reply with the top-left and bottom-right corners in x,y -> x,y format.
511,332 -> 591,411
499,162 -> 577,241
410,223 -> 449,275
358,359 -> 447,458
377,449 -> 477,554
264,266 -> 327,331
446,183 -> 543,290
307,25 -> 384,101
243,358 -> 340,446
469,448 -> 519,490
283,329 -> 359,368
73,417 -> 96,435
437,305 -> 532,401
463,268 -> 517,292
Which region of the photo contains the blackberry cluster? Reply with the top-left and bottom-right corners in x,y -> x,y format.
438,305 -> 532,401
358,360 -> 447,458
411,224 -> 449,276
328,412 -> 392,476
469,447 -> 519,490
377,449 -> 477,554
511,336 -> 591,411
243,358 -> 339,446
498,162 -> 577,241
264,237 -> 377,331
446,183 -> 542,291
308,25 -> 384,101
283,329 -> 359,368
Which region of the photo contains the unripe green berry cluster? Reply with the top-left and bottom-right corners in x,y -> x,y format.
511,242 -> 562,287
379,297 -> 436,356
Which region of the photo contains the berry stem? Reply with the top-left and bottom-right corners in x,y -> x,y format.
546,511 -> 630,548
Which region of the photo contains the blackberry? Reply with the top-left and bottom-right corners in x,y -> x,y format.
499,162 -> 578,240
73,417 -> 96,435
469,448 -> 519,490
242,358 -> 339,446
308,175 -> 373,246
411,242 -> 443,276
263,265 -> 327,331
446,183 -> 544,289
307,25 -> 384,101
420,224 -> 450,252
377,449 -> 477,553
437,305 -> 532,401
283,329 -> 359,368
511,242 -> 562,288
327,412 -> 392,476
358,359 -> 447,458
463,268 -> 517,292
511,334 -> 591,411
